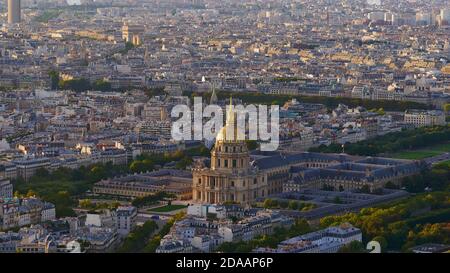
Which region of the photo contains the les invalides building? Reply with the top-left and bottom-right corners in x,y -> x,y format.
192,100 -> 268,205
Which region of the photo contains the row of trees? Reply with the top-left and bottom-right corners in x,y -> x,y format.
59,78 -> 112,92
141,212 -> 186,253
192,90 -> 430,111
117,220 -> 159,253
131,191 -> 175,208
49,70 -> 112,92
129,146 -> 210,173
78,199 -> 121,211
310,125 -> 450,156
262,198 -> 317,211
319,191 -> 450,251
401,162 -> 450,193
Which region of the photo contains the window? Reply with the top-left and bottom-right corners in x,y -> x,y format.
254,178 -> 257,184
232,160 -> 237,168
198,178 -> 201,185
231,181 -> 235,187
224,160 -> 228,167
217,159 -> 220,167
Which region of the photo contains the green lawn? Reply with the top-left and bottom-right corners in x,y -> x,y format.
391,151 -> 442,160
390,142 -> 450,160
34,10 -> 63,23
148,205 -> 187,212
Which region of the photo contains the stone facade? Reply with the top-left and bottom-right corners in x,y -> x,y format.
192,100 -> 268,205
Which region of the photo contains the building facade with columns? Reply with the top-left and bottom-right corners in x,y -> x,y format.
192,100 -> 268,205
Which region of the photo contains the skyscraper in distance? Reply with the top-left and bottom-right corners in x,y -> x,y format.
8,0 -> 21,24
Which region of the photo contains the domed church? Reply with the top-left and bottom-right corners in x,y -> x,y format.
192,99 -> 268,205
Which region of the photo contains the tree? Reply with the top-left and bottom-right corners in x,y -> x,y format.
377,108 -> 385,115
372,236 -> 388,252
384,181 -> 398,189
310,125 -> 450,156
360,185 -> 371,194
118,220 -> 158,253
79,199 -> 93,209
263,199 -> 273,209
35,168 -> 50,178
279,200 -> 289,209
89,165 -> 107,181
338,241 -> 366,253
175,156 -> 193,169
92,79 -> 112,92
59,78 -> 91,92
444,103 -> 450,113
130,160 -> 152,173
288,218 -> 311,236
288,200 -> 299,210
49,70 -> 60,90
143,235 -> 161,253
271,199 -> 279,208
126,42 -> 134,49
144,87 -> 166,98
402,175 -> 425,193
245,140 -> 258,151
131,192 -> 175,208
26,189 -> 37,198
